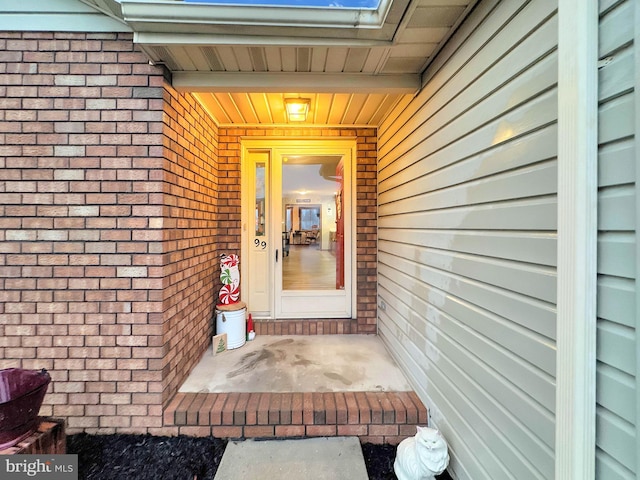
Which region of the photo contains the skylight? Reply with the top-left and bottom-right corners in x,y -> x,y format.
183,0 -> 381,8
114,0 -> 404,38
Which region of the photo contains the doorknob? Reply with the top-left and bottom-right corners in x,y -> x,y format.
275,249 -> 279,262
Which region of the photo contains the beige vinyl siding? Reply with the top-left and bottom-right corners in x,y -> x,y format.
0,0 -> 130,32
595,0 -> 638,478
377,1 -> 558,478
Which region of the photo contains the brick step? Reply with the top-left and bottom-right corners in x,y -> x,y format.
164,391 -> 427,445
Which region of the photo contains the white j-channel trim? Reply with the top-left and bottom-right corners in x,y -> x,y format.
556,0 -> 598,479
635,0 -> 640,470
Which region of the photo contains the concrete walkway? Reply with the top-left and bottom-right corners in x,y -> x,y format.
214,437 -> 369,480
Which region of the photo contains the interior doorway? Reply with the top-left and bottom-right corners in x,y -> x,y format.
241,139 -> 356,319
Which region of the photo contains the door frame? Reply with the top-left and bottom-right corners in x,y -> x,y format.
240,137 -> 358,319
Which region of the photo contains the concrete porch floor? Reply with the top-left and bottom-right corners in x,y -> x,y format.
179,335 -> 413,393
165,335 -> 428,444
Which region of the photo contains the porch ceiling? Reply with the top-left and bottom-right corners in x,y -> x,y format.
82,0 -> 477,126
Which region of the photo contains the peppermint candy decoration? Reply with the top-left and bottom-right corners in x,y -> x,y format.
221,254 -> 239,268
219,283 -> 240,304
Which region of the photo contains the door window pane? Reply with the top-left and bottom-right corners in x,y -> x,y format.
281,155 -> 343,291
255,162 -> 266,236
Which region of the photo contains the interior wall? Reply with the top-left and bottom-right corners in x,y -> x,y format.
377,1 -> 558,478
595,0 -> 638,477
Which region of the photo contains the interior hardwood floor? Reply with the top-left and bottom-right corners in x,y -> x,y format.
283,244 -> 336,290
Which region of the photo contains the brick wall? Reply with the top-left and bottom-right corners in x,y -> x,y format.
218,127 -> 378,334
0,32 -> 170,433
161,85 -> 220,407
0,31 -> 223,434
0,31 -> 377,435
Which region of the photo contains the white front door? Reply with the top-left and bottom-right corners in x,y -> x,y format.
241,139 -> 355,319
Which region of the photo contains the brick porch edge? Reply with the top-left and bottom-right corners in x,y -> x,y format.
164,391 -> 428,445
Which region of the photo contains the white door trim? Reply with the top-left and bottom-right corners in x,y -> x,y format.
240,137 -> 358,319
556,1 -> 598,478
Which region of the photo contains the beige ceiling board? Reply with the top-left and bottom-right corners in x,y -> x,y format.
249,47 -> 268,72
173,72 -> 420,94
354,95 -> 384,124
214,46 -> 240,71
310,47 -> 329,72
407,5 -> 468,28
392,42 -> 438,58
264,47 -> 284,72
324,48 -> 350,73
344,49 -> 370,73
249,93 -> 276,124
381,56 -> 428,73
361,47 -> 390,74
312,93 -> 333,124
340,94 -> 368,125
397,26 -> 451,43
183,46 -> 215,71
296,48 -> 312,73
327,94 -> 352,124
230,92 -> 260,124
281,47 -> 298,72
369,94 -> 407,125
81,0 -> 478,127
193,93 -> 233,125
213,94 -> 246,124
233,46 -> 254,71
192,91 -> 407,127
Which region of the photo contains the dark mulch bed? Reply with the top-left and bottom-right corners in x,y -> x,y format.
68,434 -> 452,480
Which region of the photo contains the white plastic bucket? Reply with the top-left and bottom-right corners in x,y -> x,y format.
215,307 -> 246,349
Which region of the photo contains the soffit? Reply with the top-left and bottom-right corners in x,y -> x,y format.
81,0 -> 476,126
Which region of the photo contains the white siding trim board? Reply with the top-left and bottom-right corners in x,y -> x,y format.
555,0 -> 598,479
635,2 -> 640,469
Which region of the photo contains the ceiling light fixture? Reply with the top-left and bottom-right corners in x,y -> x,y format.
284,98 -> 311,122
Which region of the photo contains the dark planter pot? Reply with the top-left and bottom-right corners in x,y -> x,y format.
0,368 -> 51,450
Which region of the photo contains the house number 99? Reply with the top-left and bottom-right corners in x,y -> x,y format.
254,239 -> 267,249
